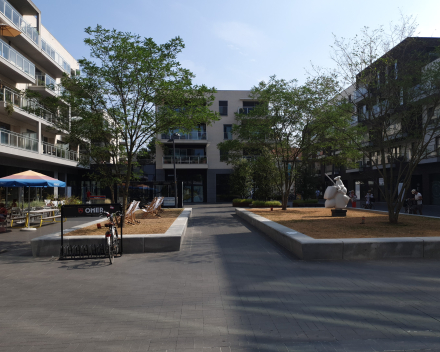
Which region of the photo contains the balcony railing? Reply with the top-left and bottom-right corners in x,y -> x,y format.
161,132 -> 207,140
163,156 -> 207,164
0,128 -> 38,152
41,39 -> 71,74
0,128 -> 81,162
1,87 -> 65,124
0,0 -> 39,45
0,39 -> 36,79
42,142 -> 80,162
34,74 -> 64,95
238,107 -> 254,115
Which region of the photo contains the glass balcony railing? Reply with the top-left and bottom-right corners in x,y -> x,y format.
41,39 -> 71,74
163,156 -> 208,164
0,128 -> 38,152
34,74 -> 63,95
0,39 -> 35,79
42,142 -> 80,162
238,107 -> 254,115
0,0 -> 39,45
1,87 -> 65,124
0,128 -> 81,162
161,132 -> 207,140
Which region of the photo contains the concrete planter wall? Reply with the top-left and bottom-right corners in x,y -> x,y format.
31,208 -> 192,257
236,208 -> 440,260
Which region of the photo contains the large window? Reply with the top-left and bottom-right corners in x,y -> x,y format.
223,124 -> 232,140
219,101 -> 228,116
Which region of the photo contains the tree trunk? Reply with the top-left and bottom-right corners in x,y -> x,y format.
282,192 -> 288,210
109,185 -> 115,204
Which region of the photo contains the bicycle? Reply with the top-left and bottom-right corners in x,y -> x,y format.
100,211 -> 121,264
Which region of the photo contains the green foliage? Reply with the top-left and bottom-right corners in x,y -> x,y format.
55,25 -> 219,211
232,198 -> 253,205
219,75 -> 355,209
291,199 -> 318,204
5,102 -> 14,116
229,160 -> 253,199
252,200 -> 282,207
294,164 -> 320,201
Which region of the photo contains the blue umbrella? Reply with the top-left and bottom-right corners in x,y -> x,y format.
0,170 -> 66,231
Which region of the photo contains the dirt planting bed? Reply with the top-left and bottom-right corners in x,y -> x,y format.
250,208 -> 440,239
65,209 -> 183,236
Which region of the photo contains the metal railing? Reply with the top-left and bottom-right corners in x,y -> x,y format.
0,0 -> 39,45
1,87 -> 65,124
161,132 -> 207,140
163,156 -> 208,164
34,74 -> 63,95
42,142 -> 79,161
41,39 -> 71,74
0,128 -> 38,152
0,39 -> 36,79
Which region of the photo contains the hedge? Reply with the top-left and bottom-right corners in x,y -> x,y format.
252,200 -> 282,207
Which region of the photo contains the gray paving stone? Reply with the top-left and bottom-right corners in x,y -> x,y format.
2,205 -> 440,351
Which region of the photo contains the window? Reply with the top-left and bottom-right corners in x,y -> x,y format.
220,149 -> 229,162
219,101 -> 228,116
240,101 -> 259,114
223,125 -> 232,140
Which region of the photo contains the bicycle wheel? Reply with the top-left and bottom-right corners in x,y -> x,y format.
113,227 -> 119,255
107,234 -> 114,264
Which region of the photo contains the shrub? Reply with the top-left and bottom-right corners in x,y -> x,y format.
291,199 -> 318,204
252,200 -> 282,207
232,198 -> 253,206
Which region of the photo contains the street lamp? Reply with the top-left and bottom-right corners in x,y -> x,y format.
167,133 -> 180,208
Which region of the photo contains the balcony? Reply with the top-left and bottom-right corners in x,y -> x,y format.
161,131 -> 207,143
162,156 -> 208,169
41,39 -> 71,74
238,107 -> 254,115
0,128 -> 82,165
42,142 -> 80,162
0,0 -> 39,45
1,87 -> 65,126
29,74 -> 64,97
0,38 -> 35,83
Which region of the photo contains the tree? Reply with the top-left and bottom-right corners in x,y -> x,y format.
57,25 -> 219,212
328,16 -> 440,223
219,75 -> 355,210
229,160 -> 253,199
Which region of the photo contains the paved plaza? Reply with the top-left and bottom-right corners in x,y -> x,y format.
1,205 -> 440,351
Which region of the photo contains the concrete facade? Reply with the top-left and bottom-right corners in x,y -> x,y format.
156,90 -> 253,203
0,0 -> 83,200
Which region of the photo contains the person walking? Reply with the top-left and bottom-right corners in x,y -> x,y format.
365,190 -> 373,209
349,190 -> 357,208
411,189 -> 423,215
315,189 -> 320,200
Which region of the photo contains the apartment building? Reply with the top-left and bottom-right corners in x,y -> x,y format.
0,0 -> 84,201
317,37 -> 440,205
155,90 -> 254,203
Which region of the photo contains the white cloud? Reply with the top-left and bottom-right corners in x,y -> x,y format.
213,21 -> 270,51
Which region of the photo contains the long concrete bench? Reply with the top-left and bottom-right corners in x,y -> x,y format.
236,208 -> 440,260
31,208 -> 192,257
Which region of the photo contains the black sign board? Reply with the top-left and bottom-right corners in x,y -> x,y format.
62,204 -> 122,218
60,203 -> 124,259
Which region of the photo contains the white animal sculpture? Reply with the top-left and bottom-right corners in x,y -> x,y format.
324,176 -> 350,209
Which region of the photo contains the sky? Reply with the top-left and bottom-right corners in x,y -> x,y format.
36,0 -> 440,90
